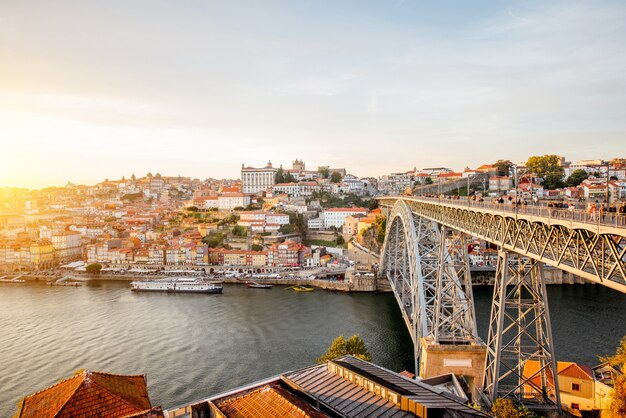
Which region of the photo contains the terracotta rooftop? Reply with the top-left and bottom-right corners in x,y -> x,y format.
17,370 -> 152,418
215,384 -> 327,418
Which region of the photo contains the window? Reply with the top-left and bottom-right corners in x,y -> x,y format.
571,403 -> 580,410
572,383 -> 580,391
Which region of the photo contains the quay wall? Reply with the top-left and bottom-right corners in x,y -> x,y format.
16,273 -> 377,292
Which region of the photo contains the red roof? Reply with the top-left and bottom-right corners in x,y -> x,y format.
215,384 -> 326,418
18,370 -> 152,418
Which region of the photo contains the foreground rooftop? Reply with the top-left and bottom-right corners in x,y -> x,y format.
167,356 -> 490,418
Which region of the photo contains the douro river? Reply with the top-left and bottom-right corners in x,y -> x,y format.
0,281 -> 624,416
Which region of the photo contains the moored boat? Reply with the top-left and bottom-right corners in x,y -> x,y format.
290,285 -> 314,292
246,282 -> 272,289
131,277 -> 223,294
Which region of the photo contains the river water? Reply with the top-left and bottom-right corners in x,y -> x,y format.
0,282 -> 624,417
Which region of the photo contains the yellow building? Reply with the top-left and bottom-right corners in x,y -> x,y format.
523,360 -> 620,417
29,239 -> 55,270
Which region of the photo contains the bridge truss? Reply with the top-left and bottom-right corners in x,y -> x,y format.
380,200 -> 480,375
379,196 -> 626,410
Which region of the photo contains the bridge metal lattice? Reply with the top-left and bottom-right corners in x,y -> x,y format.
379,196 -> 626,293
380,200 -> 480,375
483,251 -> 561,410
378,196 -> 626,410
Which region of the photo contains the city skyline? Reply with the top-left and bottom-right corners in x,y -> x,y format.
2,0 -> 626,188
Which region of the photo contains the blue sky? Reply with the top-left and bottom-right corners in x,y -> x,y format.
1,0 -> 625,187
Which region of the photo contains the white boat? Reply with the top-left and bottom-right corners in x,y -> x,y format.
130,277 -> 223,294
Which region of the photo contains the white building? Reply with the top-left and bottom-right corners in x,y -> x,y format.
378,172 -> 414,194
217,194 -> 251,211
241,162 -> 277,195
322,207 -> 368,229
307,217 -> 324,230
238,211 -> 289,226
273,182 -> 300,196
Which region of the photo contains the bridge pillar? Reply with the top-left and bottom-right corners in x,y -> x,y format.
419,336 -> 487,398
482,250 -> 561,412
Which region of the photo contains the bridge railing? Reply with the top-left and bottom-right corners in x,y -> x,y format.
383,195 -> 626,230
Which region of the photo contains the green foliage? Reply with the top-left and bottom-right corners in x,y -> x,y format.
250,244 -> 264,251
232,225 -> 247,237
219,213 -> 240,226
566,169 -> 589,187
318,166 -> 330,179
424,177 -> 434,185
336,235 -> 345,246
494,160 -> 514,177
311,192 -> 377,210
375,216 -> 386,244
600,335 -> 626,417
287,213 -> 306,234
525,155 -> 565,190
278,223 -> 296,234
121,192 -> 143,201
330,172 -> 342,183
85,263 -> 102,274
317,335 -> 372,363
202,232 -> 227,248
275,167 -> 297,183
490,398 -> 540,418
186,206 -> 199,212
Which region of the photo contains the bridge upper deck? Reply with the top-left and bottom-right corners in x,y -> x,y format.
378,195 -> 626,237
378,195 -> 626,293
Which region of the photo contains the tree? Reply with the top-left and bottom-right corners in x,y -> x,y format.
375,216 -> 386,244
493,160 -> 514,177
330,172 -> 342,183
566,169 -> 588,187
600,336 -> 626,418
232,225 -> 247,237
490,398 -> 540,418
202,232 -> 227,248
336,235 -> 345,246
317,335 -> 372,363
525,155 -> 565,190
284,172 -> 296,183
275,167 -> 285,183
278,224 -> 295,234
318,166 -> 330,179
251,244 -> 264,251
186,206 -> 199,212
424,177 -> 433,185
85,263 -> 102,274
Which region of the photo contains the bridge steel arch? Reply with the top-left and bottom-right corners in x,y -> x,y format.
378,196 -> 626,411
380,200 -> 480,380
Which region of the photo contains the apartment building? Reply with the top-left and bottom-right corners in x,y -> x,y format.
51,231 -> 82,263
322,207 -> 368,229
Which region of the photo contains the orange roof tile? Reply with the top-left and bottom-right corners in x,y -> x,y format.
215,384 -> 326,418
18,371 -> 152,418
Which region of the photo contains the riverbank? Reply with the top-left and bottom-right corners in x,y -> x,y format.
5,272 -> 379,292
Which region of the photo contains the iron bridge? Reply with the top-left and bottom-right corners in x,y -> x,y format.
377,195 -> 626,410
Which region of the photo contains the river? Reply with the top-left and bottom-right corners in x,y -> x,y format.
0,282 -> 624,417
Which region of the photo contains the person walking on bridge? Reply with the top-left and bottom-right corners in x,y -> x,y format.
588,203 -> 597,222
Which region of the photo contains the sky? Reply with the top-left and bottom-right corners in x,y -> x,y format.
1,0 -> 625,188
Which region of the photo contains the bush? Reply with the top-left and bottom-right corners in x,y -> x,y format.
317,335 -> 371,363
232,225 -> 247,237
